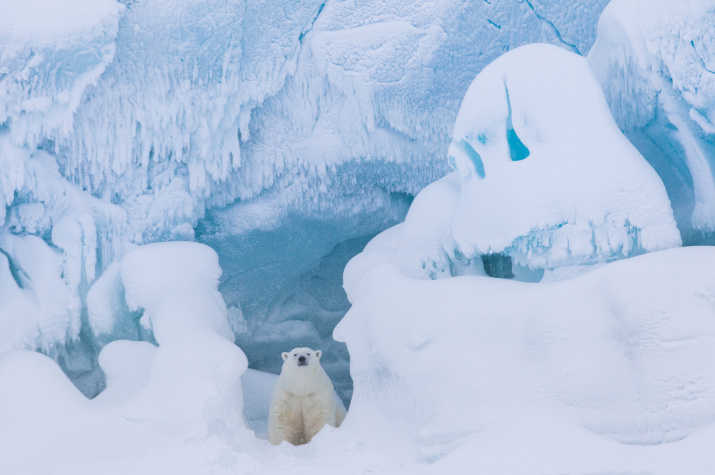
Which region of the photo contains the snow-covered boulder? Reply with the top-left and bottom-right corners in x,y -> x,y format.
92,242 -> 247,433
396,43 -> 681,275
588,0 -> 715,237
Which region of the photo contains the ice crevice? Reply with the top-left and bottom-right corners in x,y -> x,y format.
522,0 -> 581,55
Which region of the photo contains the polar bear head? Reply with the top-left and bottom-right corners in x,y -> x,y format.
282,347 -> 322,369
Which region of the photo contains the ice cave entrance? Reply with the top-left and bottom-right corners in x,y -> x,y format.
196,216 -> 379,405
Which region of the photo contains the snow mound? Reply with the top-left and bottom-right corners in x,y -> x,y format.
588,0 -> 715,236
90,242 -> 246,432
435,43 -> 680,271
337,246 -> 715,461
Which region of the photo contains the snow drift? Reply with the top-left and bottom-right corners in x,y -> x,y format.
92,242 -> 247,431
339,244 -> 715,463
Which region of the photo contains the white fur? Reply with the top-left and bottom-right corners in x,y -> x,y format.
267,347 -> 346,445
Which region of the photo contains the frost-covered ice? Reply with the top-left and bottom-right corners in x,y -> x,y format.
0,132 -> 124,390
0,0 -> 123,148
396,44 -> 680,275
588,0 -> 715,238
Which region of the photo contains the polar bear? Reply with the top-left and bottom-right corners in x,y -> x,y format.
267,347 -> 346,445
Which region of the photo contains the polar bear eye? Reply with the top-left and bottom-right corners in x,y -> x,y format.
293,353 -> 297,356
307,353 -> 310,356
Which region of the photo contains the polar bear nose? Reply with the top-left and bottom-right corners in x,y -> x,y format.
298,356 -> 307,365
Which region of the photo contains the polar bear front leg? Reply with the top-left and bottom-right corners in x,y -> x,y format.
268,395 -> 304,445
302,391 -> 336,442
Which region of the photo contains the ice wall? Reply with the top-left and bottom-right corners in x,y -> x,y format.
1,0 -> 611,392
588,0 -> 715,242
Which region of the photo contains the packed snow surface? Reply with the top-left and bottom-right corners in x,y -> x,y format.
341,242 -> 715,467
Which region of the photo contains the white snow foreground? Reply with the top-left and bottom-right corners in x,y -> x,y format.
588,0 -> 715,236
396,44 -> 680,276
2,244 -> 715,474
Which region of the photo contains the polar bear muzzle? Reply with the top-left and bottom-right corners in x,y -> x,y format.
281,349 -> 322,367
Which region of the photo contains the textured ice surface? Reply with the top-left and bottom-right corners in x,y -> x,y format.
0,0 -> 123,148
588,0 -> 715,238
338,246 -> 715,461
2,0 -> 612,240
0,132 -> 124,383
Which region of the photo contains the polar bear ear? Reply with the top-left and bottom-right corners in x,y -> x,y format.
282,352 -> 289,361
315,350 -> 322,360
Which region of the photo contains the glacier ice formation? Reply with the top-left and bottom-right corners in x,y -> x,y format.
0,0 -> 614,395
1,0 -> 715,472
0,0 -> 712,417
